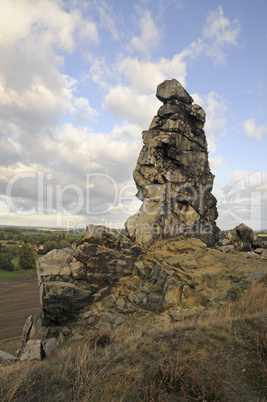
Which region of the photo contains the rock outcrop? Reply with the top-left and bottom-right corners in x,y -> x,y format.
222,223 -> 264,251
37,225 -> 142,326
17,224 -> 267,359
125,79 -> 219,248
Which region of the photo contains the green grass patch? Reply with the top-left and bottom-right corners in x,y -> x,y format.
22,230 -> 55,236
0,255 -> 40,279
0,268 -> 35,280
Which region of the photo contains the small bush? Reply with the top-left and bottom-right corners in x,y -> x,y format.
228,282 -> 248,301
19,243 -> 36,270
87,331 -> 112,349
0,253 -> 14,271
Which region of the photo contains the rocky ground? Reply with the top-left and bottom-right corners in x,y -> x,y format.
1,275 -> 266,402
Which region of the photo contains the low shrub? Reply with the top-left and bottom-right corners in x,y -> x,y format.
87,331 -> 113,349
143,358 -> 228,401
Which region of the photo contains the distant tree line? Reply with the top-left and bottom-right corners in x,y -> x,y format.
0,242 -> 35,271
0,228 -> 80,271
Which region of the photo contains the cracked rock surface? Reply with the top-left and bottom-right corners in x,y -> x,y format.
125,79 -> 219,247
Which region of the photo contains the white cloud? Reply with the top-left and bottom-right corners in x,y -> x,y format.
117,54 -> 187,92
216,170 -> 266,231
74,97 -> 98,117
88,56 -> 111,87
205,92 -> 227,152
202,6 -> 240,64
0,0 -> 99,51
101,5 -> 238,127
103,53 -> 188,125
181,6 -> 239,65
94,0 -> 120,40
129,10 -> 161,56
2,120 -> 142,199
243,118 -> 267,140
192,92 -> 227,153
210,156 -> 224,171
0,0 -> 99,137
103,85 -> 160,127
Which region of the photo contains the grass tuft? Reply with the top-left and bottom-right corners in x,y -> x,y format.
87,331 -> 113,349
143,358 -> 228,401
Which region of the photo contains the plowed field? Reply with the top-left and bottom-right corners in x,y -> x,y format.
0,273 -> 40,340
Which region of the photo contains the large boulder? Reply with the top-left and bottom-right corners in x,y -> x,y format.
125,79 -> 219,248
222,223 -> 264,251
37,225 -> 142,326
0,350 -> 18,363
156,79 -> 194,104
20,340 -> 44,361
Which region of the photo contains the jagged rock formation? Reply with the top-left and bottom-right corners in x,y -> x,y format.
37,225 -> 142,326
125,79 -> 219,247
18,225 -> 267,360
221,223 -> 264,251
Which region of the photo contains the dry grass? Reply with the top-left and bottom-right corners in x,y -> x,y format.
1,277 -> 266,401
0,336 -> 21,356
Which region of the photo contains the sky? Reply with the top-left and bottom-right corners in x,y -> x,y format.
0,0 -> 267,232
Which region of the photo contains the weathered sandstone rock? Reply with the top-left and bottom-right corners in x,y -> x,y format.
125,79 -> 219,247
222,223 -> 264,251
29,226 -> 266,344
37,225 -> 142,326
20,340 -> 44,361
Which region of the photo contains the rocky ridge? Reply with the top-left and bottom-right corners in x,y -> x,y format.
125,79 -> 219,248
16,225 -> 267,361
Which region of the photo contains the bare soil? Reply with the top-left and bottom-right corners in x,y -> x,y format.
0,273 -> 40,340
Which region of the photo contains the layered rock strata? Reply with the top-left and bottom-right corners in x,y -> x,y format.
125,79 -> 219,247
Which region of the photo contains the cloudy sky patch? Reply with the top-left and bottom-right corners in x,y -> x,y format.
0,0 -> 266,231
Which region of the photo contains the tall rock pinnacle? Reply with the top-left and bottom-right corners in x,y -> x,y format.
125,79 -> 219,247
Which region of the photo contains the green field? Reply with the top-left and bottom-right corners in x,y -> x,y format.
21,230 -> 82,237
22,230 -> 62,236
0,255 -> 40,280
0,268 -> 35,280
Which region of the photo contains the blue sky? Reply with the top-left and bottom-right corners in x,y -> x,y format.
0,0 -> 266,231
